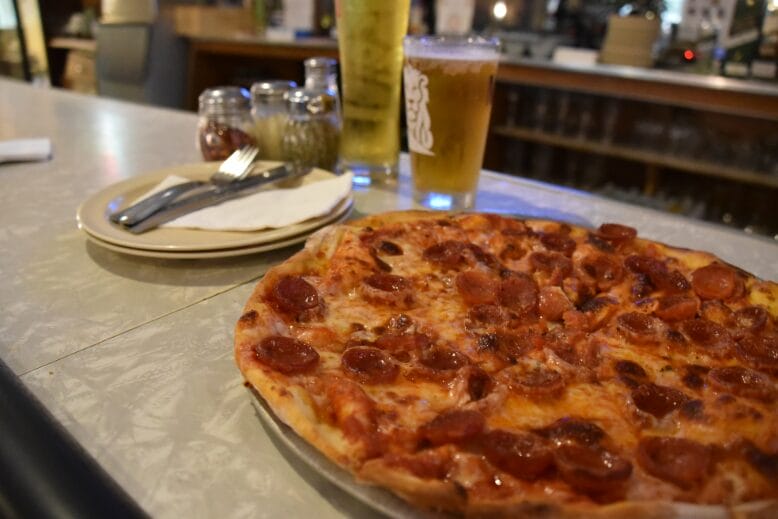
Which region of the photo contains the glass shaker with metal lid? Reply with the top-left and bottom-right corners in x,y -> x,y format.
197,86 -> 256,161
281,88 -> 341,172
303,57 -> 341,123
250,80 -> 297,161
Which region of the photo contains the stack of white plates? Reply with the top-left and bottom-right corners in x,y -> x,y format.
77,163 -> 353,259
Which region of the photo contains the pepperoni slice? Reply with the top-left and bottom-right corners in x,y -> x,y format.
631,273 -> 653,300
738,439 -> 778,482
504,362 -> 565,398
580,254 -> 624,290
553,444 -> 632,494
537,417 -> 606,447
735,334 -> 778,371
538,286 -> 573,321
467,304 -> 504,325
617,312 -> 665,344
660,270 -> 692,295
579,296 -> 616,314
419,409 -> 485,446
369,248 -> 392,272
735,306 -> 769,333
654,295 -> 699,322
498,273 -> 538,314
624,255 -> 664,278
467,243 -> 502,269
466,367 -> 494,401
377,240 -> 403,255
587,233 -> 616,253
680,319 -> 733,356
540,232 -> 576,256
375,332 -> 431,354
341,347 -> 399,384
595,223 -> 637,244
681,364 -> 710,390
545,331 -> 588,366
691,264 -> 740,300
480,430 -> 553,480
624,255 -> 690,294
385,313 -> 413,331
632,383 -> 689,418
481,331 -> 531,361
255,336 -> 319,374
637,437 -> 711,490
708,366 -> 775,401
679,399 -> 705,420
614,360 -> 648,379
423,240 -> 469,269
384,450 -> 451,480
272,275 -> 319,314
529,251 -> 573,277
500,242 -> 526,261
578,296 -> 618,330
364,273 -> 409,292
456,271 -> 499,306
614,359 -> 649,387
420,347 -> 469,371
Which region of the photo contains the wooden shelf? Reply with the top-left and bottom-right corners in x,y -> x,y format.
496,60 -> 778,121
491,125 -> 778,190
48,37 -> 96,53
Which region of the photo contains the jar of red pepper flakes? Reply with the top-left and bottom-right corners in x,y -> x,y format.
197,86 -> 257,161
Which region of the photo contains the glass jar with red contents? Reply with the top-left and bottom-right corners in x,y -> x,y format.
197,86 -> 256,161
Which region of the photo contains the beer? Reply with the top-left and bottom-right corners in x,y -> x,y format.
403,37 -> 499,209
336,0 -> 410,183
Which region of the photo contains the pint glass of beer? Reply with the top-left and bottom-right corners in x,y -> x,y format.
336,0 -> 410,185
403,36 -> 500,210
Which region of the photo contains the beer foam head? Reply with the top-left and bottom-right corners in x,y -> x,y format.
404,36 -> 500,61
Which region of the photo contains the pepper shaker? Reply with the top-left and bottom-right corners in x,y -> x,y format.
303,57 -> 341,125
281,88 -> 341,172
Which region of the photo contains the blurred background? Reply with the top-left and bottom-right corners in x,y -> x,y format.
1,0 -> 776,238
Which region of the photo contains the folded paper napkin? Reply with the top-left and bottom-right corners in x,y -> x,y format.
0,138 -> 52,163
137,171 -> 352,232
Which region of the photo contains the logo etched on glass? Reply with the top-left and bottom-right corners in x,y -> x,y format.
403,64 -> 434,156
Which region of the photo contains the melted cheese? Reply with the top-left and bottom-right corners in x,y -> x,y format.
241,213 -> 778,510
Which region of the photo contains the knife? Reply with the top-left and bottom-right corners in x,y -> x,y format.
110,180 -> 206,227
119,164 -> 311,234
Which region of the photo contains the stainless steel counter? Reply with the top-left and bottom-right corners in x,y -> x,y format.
1,78 -> 777,518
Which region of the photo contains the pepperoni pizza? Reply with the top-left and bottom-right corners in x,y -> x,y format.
234,211 -> 778,517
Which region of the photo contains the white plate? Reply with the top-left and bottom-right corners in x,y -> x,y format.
77,162 -> 351,252
82,198 -> 353,259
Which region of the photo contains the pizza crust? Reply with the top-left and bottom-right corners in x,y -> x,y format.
235,228 -> 359,468
235,211 -> 778,517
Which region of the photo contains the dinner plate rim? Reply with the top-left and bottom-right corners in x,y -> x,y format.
81,200 -> 353,259
77,161 -> 351,252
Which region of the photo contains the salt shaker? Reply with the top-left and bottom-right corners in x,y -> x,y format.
197,86 -> 256,161
250,80 -> 297,161
303,57 -> 341,124
281,88 -> 341,172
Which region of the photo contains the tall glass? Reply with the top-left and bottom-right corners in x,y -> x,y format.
336,0 -> 410,185
403,36 -> 500,210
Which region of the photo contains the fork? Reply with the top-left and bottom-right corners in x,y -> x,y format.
209,145 -> 260,183
110,145 -> 260,226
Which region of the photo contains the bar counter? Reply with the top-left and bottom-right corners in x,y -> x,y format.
184,33 -> 778,119
1,78 -> 777,518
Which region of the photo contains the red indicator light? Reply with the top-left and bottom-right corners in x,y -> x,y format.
683,49 -> 695,61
